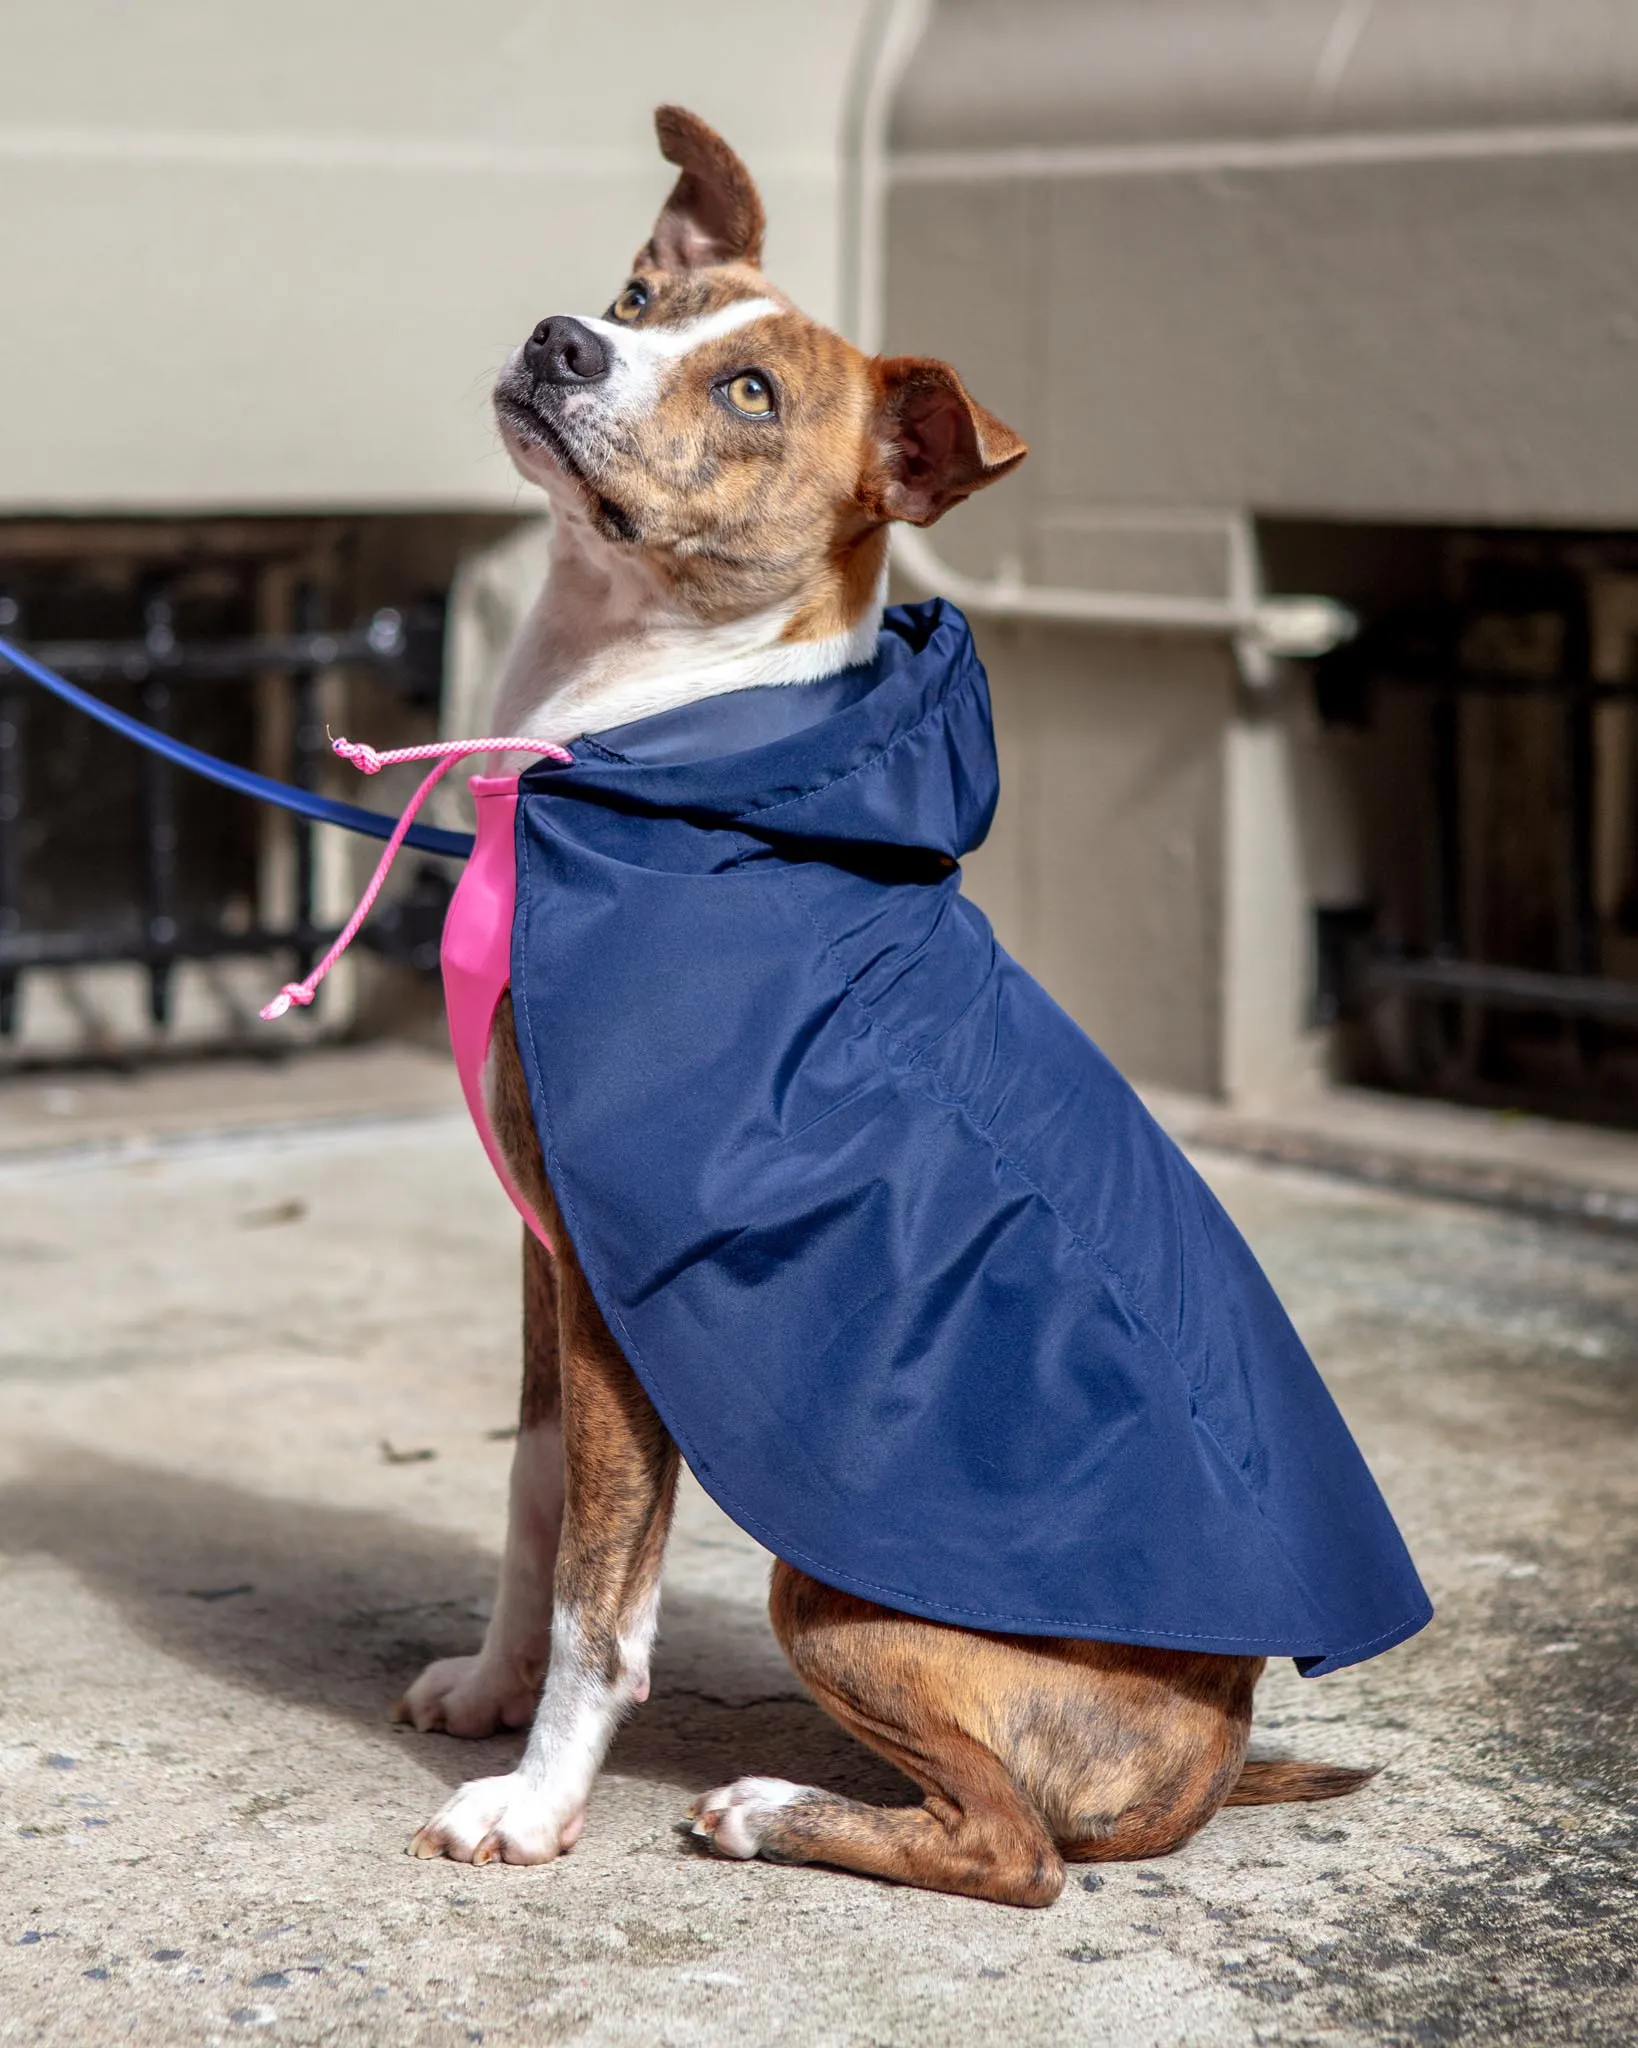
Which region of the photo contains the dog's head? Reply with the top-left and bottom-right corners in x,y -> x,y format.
494,106 -> 1025,644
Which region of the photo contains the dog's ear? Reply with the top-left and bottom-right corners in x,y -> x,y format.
863,357 -> 1027,527
635,106 -> 766,272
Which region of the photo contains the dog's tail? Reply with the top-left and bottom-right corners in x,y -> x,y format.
1223,1759 -> 1378,1806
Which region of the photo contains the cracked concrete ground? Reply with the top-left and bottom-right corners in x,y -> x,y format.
0,1066 -> 1634,2046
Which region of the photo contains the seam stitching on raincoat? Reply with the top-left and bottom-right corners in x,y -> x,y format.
1296,1612 -> 1433,1664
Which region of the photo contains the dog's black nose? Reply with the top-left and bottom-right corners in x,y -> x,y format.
524,316 -> 610,385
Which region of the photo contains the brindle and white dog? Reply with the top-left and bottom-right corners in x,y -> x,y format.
394,107 -> 1368,1906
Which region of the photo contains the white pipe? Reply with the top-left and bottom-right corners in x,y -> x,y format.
893,525 -> 1358,665
893,524 -> 1241,633
844,0 -> 1357,667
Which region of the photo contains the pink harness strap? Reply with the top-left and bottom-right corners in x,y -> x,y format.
260,734 -> 572,1249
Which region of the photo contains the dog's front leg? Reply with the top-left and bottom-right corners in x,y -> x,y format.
396,1229 -> 564,1737
410,1241 -> 679,1865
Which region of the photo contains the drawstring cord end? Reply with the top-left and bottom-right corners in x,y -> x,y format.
259,984 -> 314,1022
331,736 -> 386,773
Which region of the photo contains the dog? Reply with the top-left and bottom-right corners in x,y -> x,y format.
389,106 -> 1415,1906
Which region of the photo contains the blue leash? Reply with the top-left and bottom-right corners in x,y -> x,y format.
0,633 -> 475,860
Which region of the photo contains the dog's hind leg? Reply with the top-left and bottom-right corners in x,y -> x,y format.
394,1226 -> 563,1737
693,1753 -> 1064,1909
691,1565 -> 1065,1906
692,1567 -> 1292,1903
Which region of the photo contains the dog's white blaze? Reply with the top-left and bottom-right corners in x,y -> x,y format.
589,296 -> 783,422
598,294 -> 783,364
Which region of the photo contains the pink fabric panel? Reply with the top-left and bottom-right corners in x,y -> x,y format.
441,773 -> 552,1249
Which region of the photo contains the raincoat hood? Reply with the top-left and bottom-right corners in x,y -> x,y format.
521,598 -> 999,860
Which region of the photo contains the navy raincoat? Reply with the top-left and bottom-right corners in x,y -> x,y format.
509,599 -> 1431,1675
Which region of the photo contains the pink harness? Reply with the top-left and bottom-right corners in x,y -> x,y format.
261,736 -> 573,1247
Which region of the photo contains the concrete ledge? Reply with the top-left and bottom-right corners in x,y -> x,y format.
1147,1084 -> 1638,1234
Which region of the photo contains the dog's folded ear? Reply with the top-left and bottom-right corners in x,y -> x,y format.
636,106 -> 767,272
864,358 -> 1028,527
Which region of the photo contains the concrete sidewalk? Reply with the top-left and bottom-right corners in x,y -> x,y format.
0,1065 -> 1634,2046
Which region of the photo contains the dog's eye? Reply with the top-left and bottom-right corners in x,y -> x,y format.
608,282 -> 648,322
720,370 -> 775,419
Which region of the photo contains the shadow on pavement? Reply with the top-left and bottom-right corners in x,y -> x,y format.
0,1443 -> 913,1804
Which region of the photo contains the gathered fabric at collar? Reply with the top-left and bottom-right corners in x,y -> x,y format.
520,599 -> 1000,862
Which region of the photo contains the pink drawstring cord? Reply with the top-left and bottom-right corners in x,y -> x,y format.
260,734 -> 572,1021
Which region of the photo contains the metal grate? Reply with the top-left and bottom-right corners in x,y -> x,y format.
0,550 -> 443,1042
1316,542 -> 1638,1118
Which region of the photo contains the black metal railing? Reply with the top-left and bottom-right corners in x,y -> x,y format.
0,577 -> 445,1039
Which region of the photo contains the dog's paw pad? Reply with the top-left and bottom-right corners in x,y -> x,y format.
689,1776 -> 811,1860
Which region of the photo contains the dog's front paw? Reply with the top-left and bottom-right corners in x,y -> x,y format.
392,1654 -> 540,1738
689,1777 -> 812,1860
409,1772 -> 587,1865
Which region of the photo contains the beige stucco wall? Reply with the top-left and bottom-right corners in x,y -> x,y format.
888,0 -> 1638,531
0,0 -> 874,511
